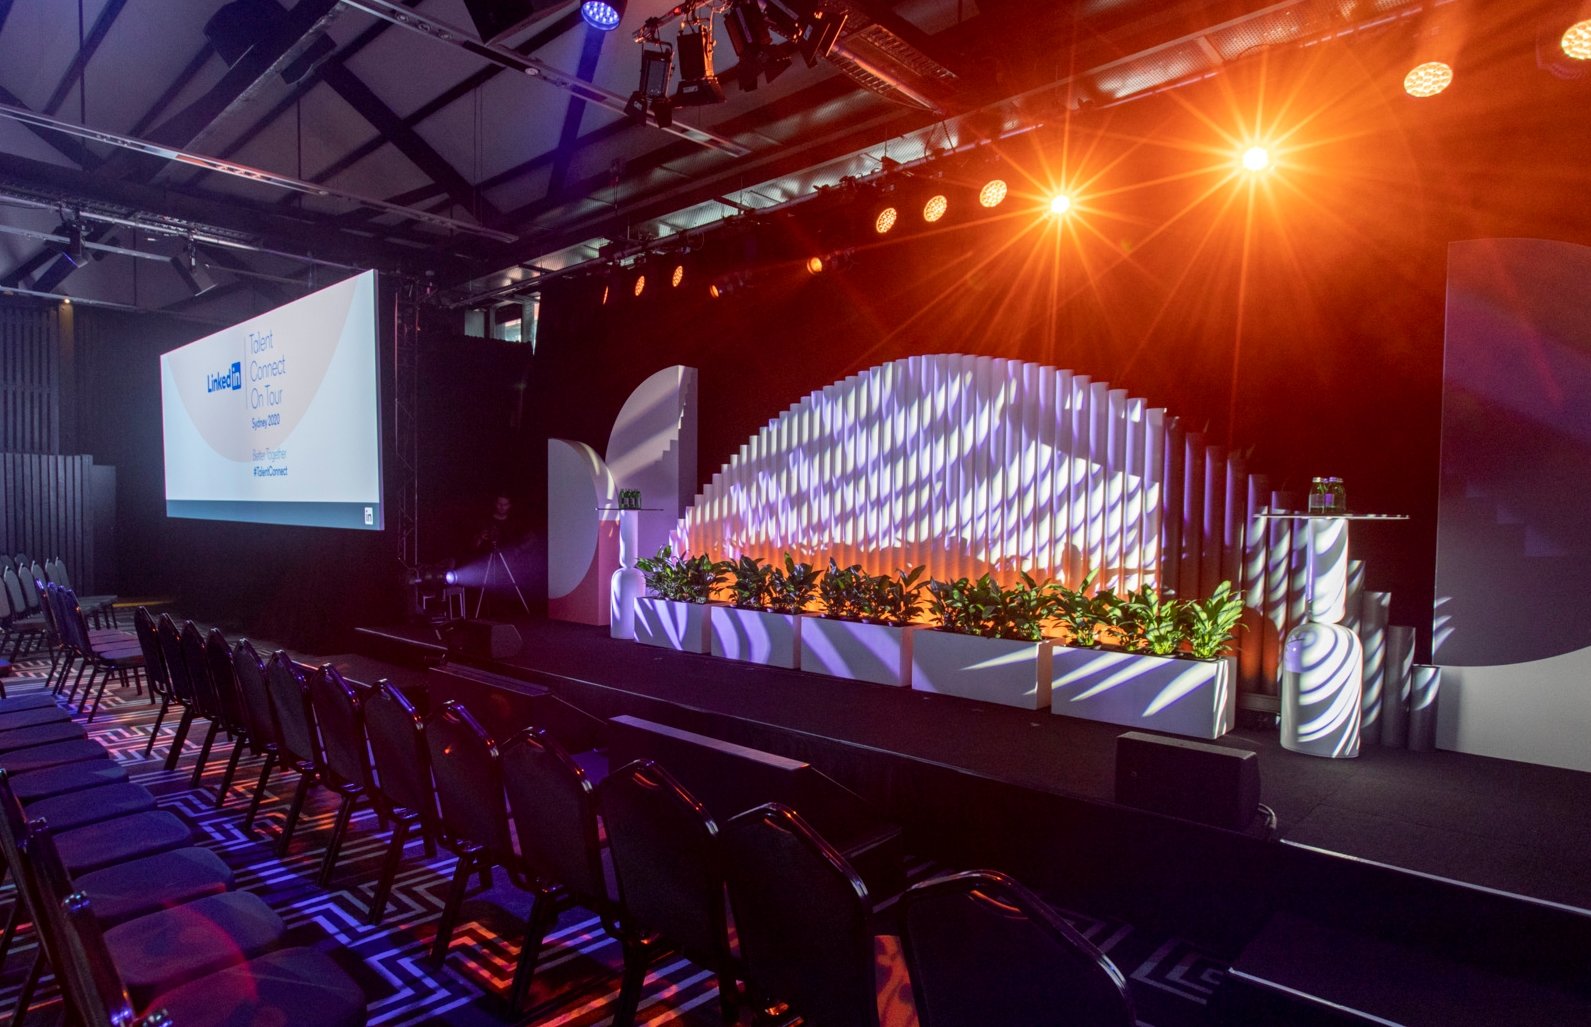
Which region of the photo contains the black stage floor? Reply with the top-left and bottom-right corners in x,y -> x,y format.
355,615 -> 1591,915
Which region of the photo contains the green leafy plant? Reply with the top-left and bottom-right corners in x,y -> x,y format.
767,553 -> 822,614
635,546 -> 724,603
993,570 -> 1057,641
1183,580 -> 1245,660
928,572 -> 1054,640
871,566 -> 928,628
1118,584 -> 1183,656
1053,569 -> 1119,648
818,559 -> 870,621
721,554 -> 773,610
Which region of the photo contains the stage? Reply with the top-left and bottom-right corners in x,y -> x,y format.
350,616 -> 1591,918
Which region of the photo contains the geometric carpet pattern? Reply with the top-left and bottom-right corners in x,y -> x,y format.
0,654 -> 1223,1027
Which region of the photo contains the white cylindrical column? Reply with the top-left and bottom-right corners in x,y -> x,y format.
610,508 -> 644,640
1306,517 -> 1348,623
1281,621 -> 1363,758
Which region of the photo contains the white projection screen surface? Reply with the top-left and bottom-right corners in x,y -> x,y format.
160,270 -> 383,530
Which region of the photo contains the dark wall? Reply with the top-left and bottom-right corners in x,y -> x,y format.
530,22 -> 1591,652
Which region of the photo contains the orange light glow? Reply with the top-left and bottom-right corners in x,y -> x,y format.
1240,146 -> 1271,172
805,256 -> 825,275
1563,19 -> 1591,60
1402,61 -> 1453,97
708,283 -> 722,299
875,206 -> 898,234
633,274 -> 646,297
923,194 -> 948,222
601,284 -> 610,304
1048,194 -> 1073,215
671,264 -> 684,287
979,179 -> 1008,208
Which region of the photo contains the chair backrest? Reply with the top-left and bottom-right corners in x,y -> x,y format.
43,558 -> 62,586
157,613 -> 196,704
265,650 -> 318,768
598,759 -> 731,971
29,561 -> 47,598
36,581 -> 65,647
232,639 -> 279,754
1,568 -> 26,621
364,680 -> 437,828
50,558 -> 73,590
306,666 -> 376,795
204,628 -> 247,733
134,607 -> 171,697
722,803 -> 879,1027
0,774 -> 73,993
0,555 -> 12,579
501,726 -> 607,902
181,620 -> 224,718
425,700 -> 512,859
16,566 -> 40,613
899,870 -> 1136,1027
61,588 -> 94,652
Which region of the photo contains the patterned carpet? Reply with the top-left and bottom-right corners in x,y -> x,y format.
0,653 -> 1223,1026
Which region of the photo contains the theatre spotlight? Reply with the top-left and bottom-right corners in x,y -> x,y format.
1240,146 -> 1271,172
874,206 -> 899,234
724,0 -> 792,90
1048,194 -> 1073,215
805,255 -> 825,274
922,193 -> 949,223
56,219 -> 87,267
627,41 -> 674,125
766,0 -> 846,66
581,0 -> 624,31
1566,18 -> 1591,59
670,260 -> 686,287
1403,60 -> 1454,97
632,270 -> 647,297
978,178 -> 1008,208
673,14 -> 727,106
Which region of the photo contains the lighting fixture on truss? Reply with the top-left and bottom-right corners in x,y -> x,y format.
673,11 -> 727,106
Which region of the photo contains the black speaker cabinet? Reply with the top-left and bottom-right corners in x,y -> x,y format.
1115,731 -> 1261,831
441,618 -> 523,661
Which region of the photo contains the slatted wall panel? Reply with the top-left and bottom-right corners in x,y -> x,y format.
0,453 -> 95,587
0,305 -> 62,454
671,353 -> 1397,699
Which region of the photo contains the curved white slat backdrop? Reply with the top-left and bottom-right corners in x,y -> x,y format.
669,352 -> 1393,700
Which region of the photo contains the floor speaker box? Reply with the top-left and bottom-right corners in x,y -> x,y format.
1115,730 -> 1260,831
442,619 -> 523,660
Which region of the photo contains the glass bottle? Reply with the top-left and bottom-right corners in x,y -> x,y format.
1308,477 -> 1329,514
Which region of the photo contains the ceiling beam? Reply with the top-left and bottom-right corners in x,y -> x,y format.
127,48 -> 212,139
319,62 -> 504,224
43,0 -> 130,117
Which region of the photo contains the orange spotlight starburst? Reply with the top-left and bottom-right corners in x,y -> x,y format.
1403,60 -> 1453,97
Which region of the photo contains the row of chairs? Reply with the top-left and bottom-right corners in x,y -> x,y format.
119,612 -> 1138,1026
0,676 -> 365,1024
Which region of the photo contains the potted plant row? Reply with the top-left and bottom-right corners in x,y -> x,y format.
631,546 -> 1245,738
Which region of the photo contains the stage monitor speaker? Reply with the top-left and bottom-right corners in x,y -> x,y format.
1115,731 -> 1260,832
442,618 -> 523,661
462,0 -> 560,45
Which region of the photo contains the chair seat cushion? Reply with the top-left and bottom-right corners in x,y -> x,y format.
0,720 -> 87,752
7,758 -> 125,800
27,782 -> 158,832
0,738 -> 106,774
76,846 -> 234,924
147,946 -> 367,1027
107,891 -> 288,1008
56,809 -> 192,874
0,694 -> 59,713
0,706 -> 72,728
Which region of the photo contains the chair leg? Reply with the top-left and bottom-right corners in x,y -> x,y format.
144,697 -> 172,756
716,968 -> 739,1022
243,752 -> 277,831
163,707 -> 196,771
215,739 -> 246,808
612,939 -> 650,1027
317,793 -> 358,886
85,666 -> 119,723
190,720 -> 221,787
509,891 -> 560,1011
0,896 -> 22,965
277,773 -> 314,856
429,851 -> 478,966
10,947 -> 43,1026
367,816 -> 413,925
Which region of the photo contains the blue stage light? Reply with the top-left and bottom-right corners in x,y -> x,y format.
581,1 -> 623,31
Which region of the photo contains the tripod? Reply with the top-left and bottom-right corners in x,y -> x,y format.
475,543 -> 530,618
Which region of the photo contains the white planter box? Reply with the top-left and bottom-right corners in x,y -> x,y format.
711,605 -> 802,669
1050,648 -> 1235,739
800,618 -> 916,687
910,630 -> 1053,710
633,597 -> 711,654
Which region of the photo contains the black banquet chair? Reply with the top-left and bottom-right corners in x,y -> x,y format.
597,759 -> 740,1027
721,802 -> 896,1027
899,869 -> 1136,1027
361,680 -> 438,925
